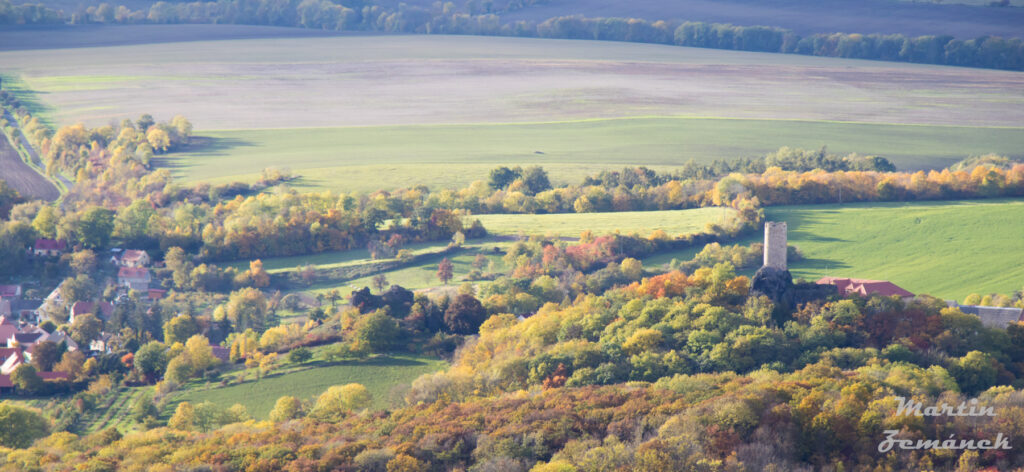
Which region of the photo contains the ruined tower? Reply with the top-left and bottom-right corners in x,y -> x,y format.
763,221 -> 787,270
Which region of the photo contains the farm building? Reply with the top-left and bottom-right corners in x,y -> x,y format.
816,277 -> 915,301
33,238 -> 66,256
0,285 -> 21,299
952,304 -> 1024,329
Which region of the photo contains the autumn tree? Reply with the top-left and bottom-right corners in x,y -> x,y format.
311,383 -> 371,421
168,401 -> 195,430
30,341 -> 61,371
226,287 -> 268,332
269,395 -> 304,422
443,294 -> 487,335
75,206 -> 115,249
163,314 -> 199,345
372,274 -> 389,294
69,249 -> 97,275
437,258 -> 454,285
11,364 -> 43,394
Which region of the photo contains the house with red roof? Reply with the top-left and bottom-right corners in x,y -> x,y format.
69,301 -> 115,324
118,249 -> 151,268
0,285 -> 21,299
816,277 -> 915,301
118,267 -> 152,291
33,238 -> 67,257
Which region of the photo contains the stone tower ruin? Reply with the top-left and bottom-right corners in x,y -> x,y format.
763,221 -> 787,270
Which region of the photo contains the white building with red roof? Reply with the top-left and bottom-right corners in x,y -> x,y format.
118,267 -> 152,291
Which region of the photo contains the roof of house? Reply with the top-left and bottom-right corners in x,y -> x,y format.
0,374 -> 11,388
118,267 -> 151,280
0,347 -> 21,363
956,305 -> 1024,329
34,238 -> 66,251
0,285 -> 21,298
0,320 -> 17,344
12,332 -> 44,344
121,249 -> 148,262
38,371 -> 69,381
211,345 -> 230,362
816,277 -> 915,298
147,289 -> 167,300
70,301 -> 115,319
11,299 -> 42,313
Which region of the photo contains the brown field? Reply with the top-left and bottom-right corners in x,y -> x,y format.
0,33 -> 1021,130
0,132 -> 59,201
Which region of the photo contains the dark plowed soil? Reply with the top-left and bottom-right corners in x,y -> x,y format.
0,132 -> 59,201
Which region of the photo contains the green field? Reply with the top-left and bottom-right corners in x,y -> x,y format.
170,354 -> 447,418
650,199 -> 1024,300
162,118 -> 1024,193
1,32 -> 1022,192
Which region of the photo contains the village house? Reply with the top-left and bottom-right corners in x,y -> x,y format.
69,301 -> 115,324
33,238 -> 67,257
0,285 -> 22,299
816,277 -> 915,302
117,267 -> 152,292
117,249 -> 151,268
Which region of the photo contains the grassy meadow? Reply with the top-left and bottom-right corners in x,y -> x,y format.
169,354 -> 447,419
645,199 -> 1024,300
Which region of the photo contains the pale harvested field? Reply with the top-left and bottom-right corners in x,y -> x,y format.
0,32 -> 1021,129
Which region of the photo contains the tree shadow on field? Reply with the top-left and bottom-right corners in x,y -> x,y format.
181,136 -> 256,156
154,136 -> 256,171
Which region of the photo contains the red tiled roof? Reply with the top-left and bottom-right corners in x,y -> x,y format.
122,250 -> 148,262
211,345 -> 230,362
0,347 -> 21,363
118,267 -> 150,279
38,371 -> 69,381
147,289 -> 167,300
816,277 -> 915,298
0,374 -> 11,388
0,285 -> 20,298
70,301 -> 115,318
34,239 -> 66,251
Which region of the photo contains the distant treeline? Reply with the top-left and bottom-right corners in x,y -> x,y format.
1,0 -> 1022,71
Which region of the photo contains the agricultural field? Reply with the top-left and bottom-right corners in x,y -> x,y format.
0,129 -> 58,201
473,207 -> 732,237
649,199 -> 1024,300
167,354 -> 447,419
1,29 -> 1022,192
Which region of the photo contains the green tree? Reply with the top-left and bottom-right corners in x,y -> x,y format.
354,311 -> 400,352
134,341 -> 168,379
0,402 -> 49,448
288,347 -> 312,364
163,314 -> 199,345
11,364 -> 44,394
522,166 -> 552,195
76,207 -> 115,249
70,312 -> 103,346
31,205 -> 58,239
488,166 -> 522,190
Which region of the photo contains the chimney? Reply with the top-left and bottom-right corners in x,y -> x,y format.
763,221 -> 787,270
